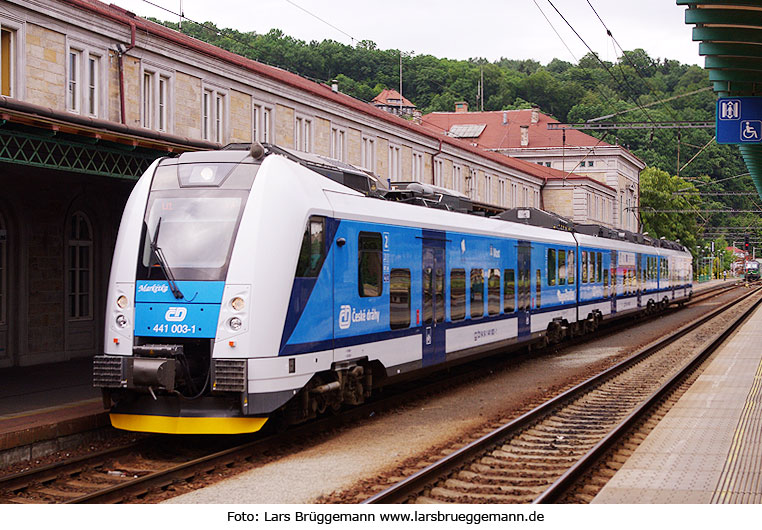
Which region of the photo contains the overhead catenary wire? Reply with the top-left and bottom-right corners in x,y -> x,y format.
544,0 -> 658,126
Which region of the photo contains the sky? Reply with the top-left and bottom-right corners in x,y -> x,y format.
110,0 -> 702,67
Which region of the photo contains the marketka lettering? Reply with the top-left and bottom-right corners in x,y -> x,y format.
338,304 -> 381,330
138,283 -> 169,294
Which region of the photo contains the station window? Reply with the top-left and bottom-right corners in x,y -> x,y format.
547,248 -> 556,286
295,217 -> 325,278
1,27 -> 15,97
470,268 -> 484,319
358,232 -> 383,297
389,268 -> 410,330
488,269 -> 501,316
450,268 -> 466,321
67,211 -> 93,320
503,269 -> 515,313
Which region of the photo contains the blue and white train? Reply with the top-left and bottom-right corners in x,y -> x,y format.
93,144 -> 694,434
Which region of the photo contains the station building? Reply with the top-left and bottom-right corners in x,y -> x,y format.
0,0 -> 631,368
422,104 -> 645,232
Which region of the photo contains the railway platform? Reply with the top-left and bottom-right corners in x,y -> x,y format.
592,293 -> 762,504
0,278 -> 738,472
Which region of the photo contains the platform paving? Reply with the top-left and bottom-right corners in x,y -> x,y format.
592,300 -> 762,504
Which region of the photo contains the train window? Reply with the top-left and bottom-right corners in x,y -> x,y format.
567,250 -> 575,284
558,250 -> 566,286
389,268 -> 411,330
536,269 -> 542,308
470,268 -> 484,319
547,248 -> 556,286
488,269 -> 501,315
435,266 -> 445,324
358,232 -> 383,297
0,211 -> 6,326
504,269 -> 515,312
295,217 -> 325,278
604,269 -> 609,297
596,252 -> 602,283
450,268 -> 466,321
423,267 -> 433,325
582,251 -> 588,283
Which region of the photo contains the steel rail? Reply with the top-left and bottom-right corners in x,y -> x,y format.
364,286 -> 759,504
535,288 -> 762,503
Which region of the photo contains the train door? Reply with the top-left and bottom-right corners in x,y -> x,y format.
517,242 -> 531,338
610,250 -> 617,314
421,232 -> 445,367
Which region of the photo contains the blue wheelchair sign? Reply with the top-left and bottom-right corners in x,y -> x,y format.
717,97 -> 762,144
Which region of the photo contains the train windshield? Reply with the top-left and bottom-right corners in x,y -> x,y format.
138,190 -> 247,281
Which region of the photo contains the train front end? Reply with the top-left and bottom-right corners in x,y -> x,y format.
94,148 -> 271,434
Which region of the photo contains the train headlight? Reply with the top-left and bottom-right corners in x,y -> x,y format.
231,297 -> 245,311
229,317 -> 242,331
116,314 -> 128,328
116,295 -> 129,309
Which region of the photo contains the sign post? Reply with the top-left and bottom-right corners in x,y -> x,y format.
717,97 -> 762,144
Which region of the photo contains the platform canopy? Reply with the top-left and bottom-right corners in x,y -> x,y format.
679,0 -> 762,198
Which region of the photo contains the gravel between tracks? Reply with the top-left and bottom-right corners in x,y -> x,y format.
163,291 -> 736,504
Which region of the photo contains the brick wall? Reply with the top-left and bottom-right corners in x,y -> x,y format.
275,104 -> 294,147
229,89 -> 252,143
175,72 -> 201,138
25,24 -> 65,109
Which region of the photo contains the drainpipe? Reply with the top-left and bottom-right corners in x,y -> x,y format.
117,22 -> 136,125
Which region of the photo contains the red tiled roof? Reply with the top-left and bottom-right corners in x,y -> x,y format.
372,89 -> 415,108
421,109 -> 612,149
59,1 -> 595,185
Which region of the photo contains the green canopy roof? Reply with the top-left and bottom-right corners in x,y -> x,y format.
679,0 -> 762,197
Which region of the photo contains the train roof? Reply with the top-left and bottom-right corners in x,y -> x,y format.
215,143 -> 689,255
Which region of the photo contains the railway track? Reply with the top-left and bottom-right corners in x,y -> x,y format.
364,286 -> 761,504
0,282 -> 741,503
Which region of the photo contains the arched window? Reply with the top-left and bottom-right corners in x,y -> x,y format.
0,211 -> 6,325
67,211 -> 93,320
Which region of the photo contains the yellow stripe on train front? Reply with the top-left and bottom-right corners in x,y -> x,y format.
109,413 -> 268,434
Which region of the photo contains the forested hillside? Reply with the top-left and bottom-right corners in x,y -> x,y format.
157,19 -> 761,256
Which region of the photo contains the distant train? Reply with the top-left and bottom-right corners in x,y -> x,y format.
93,143 -> 694,434
745,260 -> 760,281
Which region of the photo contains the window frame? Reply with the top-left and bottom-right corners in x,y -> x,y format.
1,18 -> 25,99
361,136 -> 376,172
470,268 -> 484,319
358,232 -> 383,298
141,64 -> 174,132
450,268 -> 466,321
202,84 -> 227,142
67,211 -> 94,321
389,268 -> 411,330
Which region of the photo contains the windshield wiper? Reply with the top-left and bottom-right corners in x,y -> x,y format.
150,217 -> 184,300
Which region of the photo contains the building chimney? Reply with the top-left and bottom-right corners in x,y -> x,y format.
531,105 -> 540,124
331,79 -> 339,92
503,111 -> 508,125
455,101 -> 468,113
520,125 -> 529,147
412,109 -> 422,125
